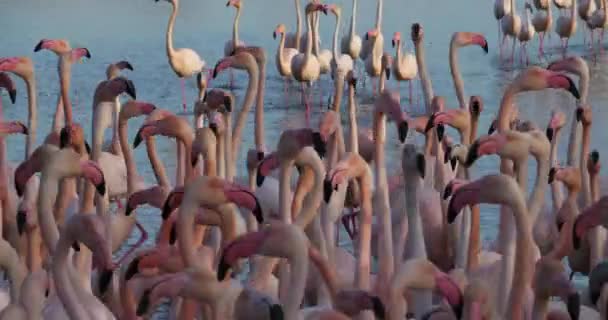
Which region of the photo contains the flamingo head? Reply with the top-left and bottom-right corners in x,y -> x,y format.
392,31 -> 401,48
365,28 -> 379,41
60,123 -> 91,155
218,229 -> 270,281
411,23 -> 424,43
273,24 -> 286,39
465,133 -> 508,167
0,121 -> 28,136
546,110 -> 566,142
226,0 -> 241,8
161,187 -> 185,220
575,106 -> 592,126
33,39 -> 71,55
0,72 -> 17,104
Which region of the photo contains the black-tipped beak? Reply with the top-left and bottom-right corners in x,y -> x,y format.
133,128 -> 144,149
273,31 -> 277,39
125,256 -> 141,281
213,61 -> 222,79
488,122 -> 497,135
321,7 -> 328,15
482,42 -> 489,54
546,127 -> 554,142
269,304 -> 284,320
385,68 -> 390,80
443,185 -> 452,200
424,114 -> 436,133
392,39 -> 396,48
226,1 -> 230,6
311,132 -> 327,158
572,215 -> 582,250
15,179 -> 24,198
224,96 -> 232,112
252,200 -> 264,224
34,40 -> 44,52
398,121 -> 409,143
217,256 -> 231,281
59,127 -> 70,149
85,141 -> 91,154
416,153 -> 425,179
565,77 -> 580,100
17,210 -> 26,236
161,197 -> 173,220
209,123 -> 218,136
365,33 -> 369,41
191,153 -> 199,167
447,198 -> 460,224
83,48 -> 91,59
590,150 -> 600,164
256,167 -> 266,187
124,62 -> 134,71
576,107 -> 583,122
257,151 -> 265,161
125,80 -> 136,99
450,157 -> 457,171
125,203 -> 134,216
371,296 -> 386,319
436,124 -> 445,142
136,289 -> 151,316
464,141 -> 480,168
323,178 -> 333,203
96,180 -> 106,197
548,167 -> 556,184
169,222 -> 177,245
8,89 -> 16,104
349,77 -> 357,94
567,293 -> 580,320
72,242 -> 81,252
470,101 -> 480,117
98,269 -> 113,295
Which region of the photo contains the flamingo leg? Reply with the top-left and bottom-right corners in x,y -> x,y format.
180,78 -> 187,112
115,221 -> 149,266
303,83 -> 311,127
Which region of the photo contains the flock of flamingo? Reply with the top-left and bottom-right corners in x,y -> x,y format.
0,0 -> 607,319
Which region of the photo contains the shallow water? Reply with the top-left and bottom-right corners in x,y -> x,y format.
2,0 -> 607,312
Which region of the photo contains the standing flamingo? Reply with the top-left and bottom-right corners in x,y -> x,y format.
391,32 -> 418,108
156,0 -> 206,111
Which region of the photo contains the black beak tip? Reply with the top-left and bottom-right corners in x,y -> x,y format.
546,127 -> 554,141
443,186 -> 452,200
98,269 -> 113,295
96,181 -> 106,197
424,115 -> 435,133
273,32 -> 277,39
133,134 -> 143,149
125,257 -> 141,281
161,200 -> 172,221
191,156 -> 199,167
591,150 -> 600,164
72,241 -> 81,252
169,222 -> 178,245
126,80 -> 136,99
269,304 -> 284,320
224,97 -> 232,112
450,158 -> 457,171
416,154 -> 426,179
548,167 -> 556,184
84,48 -> 91,59
385,69 -> 390,80
34,40 -> 43,52
398,121 -> 409,143
256,168 -> 266,187
572,216 -> 582,250
217,258 -> 230,281
8,90 -> 16,104
464,142 -> 479,168
253,203 -> 264,224
566,77 -> 581,100
125,62 -> 134,71
567,293 -> 580,320
257,151 -> 265,161
488,123 -> 496,135
447,206 -> 458,224
136,290 -> 151,316
576,108 -> 583,122
16,210 -> 26,236
312,132 -> 327,159
371,296 -> 386,319
482,43 -> 489,53
391,39 -> 395,48
125,204 -> 134,217
323,179 -> 334,203
436,124 -> 445,142
59,127 -> 70,149
85,141 -> 91,154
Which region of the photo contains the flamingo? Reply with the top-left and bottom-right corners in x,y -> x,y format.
391,32 -> 418,108
273,24 -> 299,95
340,0 -> 362,62
555,0 -> 578,56
519,3 -> 537,65
501,0 -> 522,64
156,0 -> 206,112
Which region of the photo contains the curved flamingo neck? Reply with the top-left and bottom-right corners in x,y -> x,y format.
255,57 -> 266,154
413,38 -> 433,115
295,0 -> 302,51
293,150 -> 325,229
231,61 -> 259,178
119,119 -> 138,194
24,75 -> 37,157
146,137 -> 171,188
0,240 -> 26,302
550,130 -> 564,210
305,11 -> 314,58
53,228 -> 90,320
166,1 -> 177,67
449,40 -> 467,109
348,82 -> 358,153
527,149 -> 550,222
232,7 -> 241,46
374,0 -> 383,31
278,32 -> 288,68
354,169 -> 372,290
177,200 -> 199,268
37,172 -> 61,254
349,0 -> 357,37
332,14 -> 341,62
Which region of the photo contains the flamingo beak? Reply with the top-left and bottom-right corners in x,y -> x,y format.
398,121 -> 409,143
425,114 -> 436,133
311,132 -> 327,158
323,178 -> 333,203
217,256 -> 231,281
546,127 -> 554,141
136,290 -> 151,316
8,89 -> 16,104
125,256 -> 142,281
576,107 -> 584,122
98,269 -> 113,295
17,210 -> 26,236
416,153 -> 426,179
548,167 -> 556,184
436,124 -> 445,142
464,141 -> 480,168
391,39 -> 396,48
273,31 -> 277,39
125,79 -> 137,99
451,157 -> 457,171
